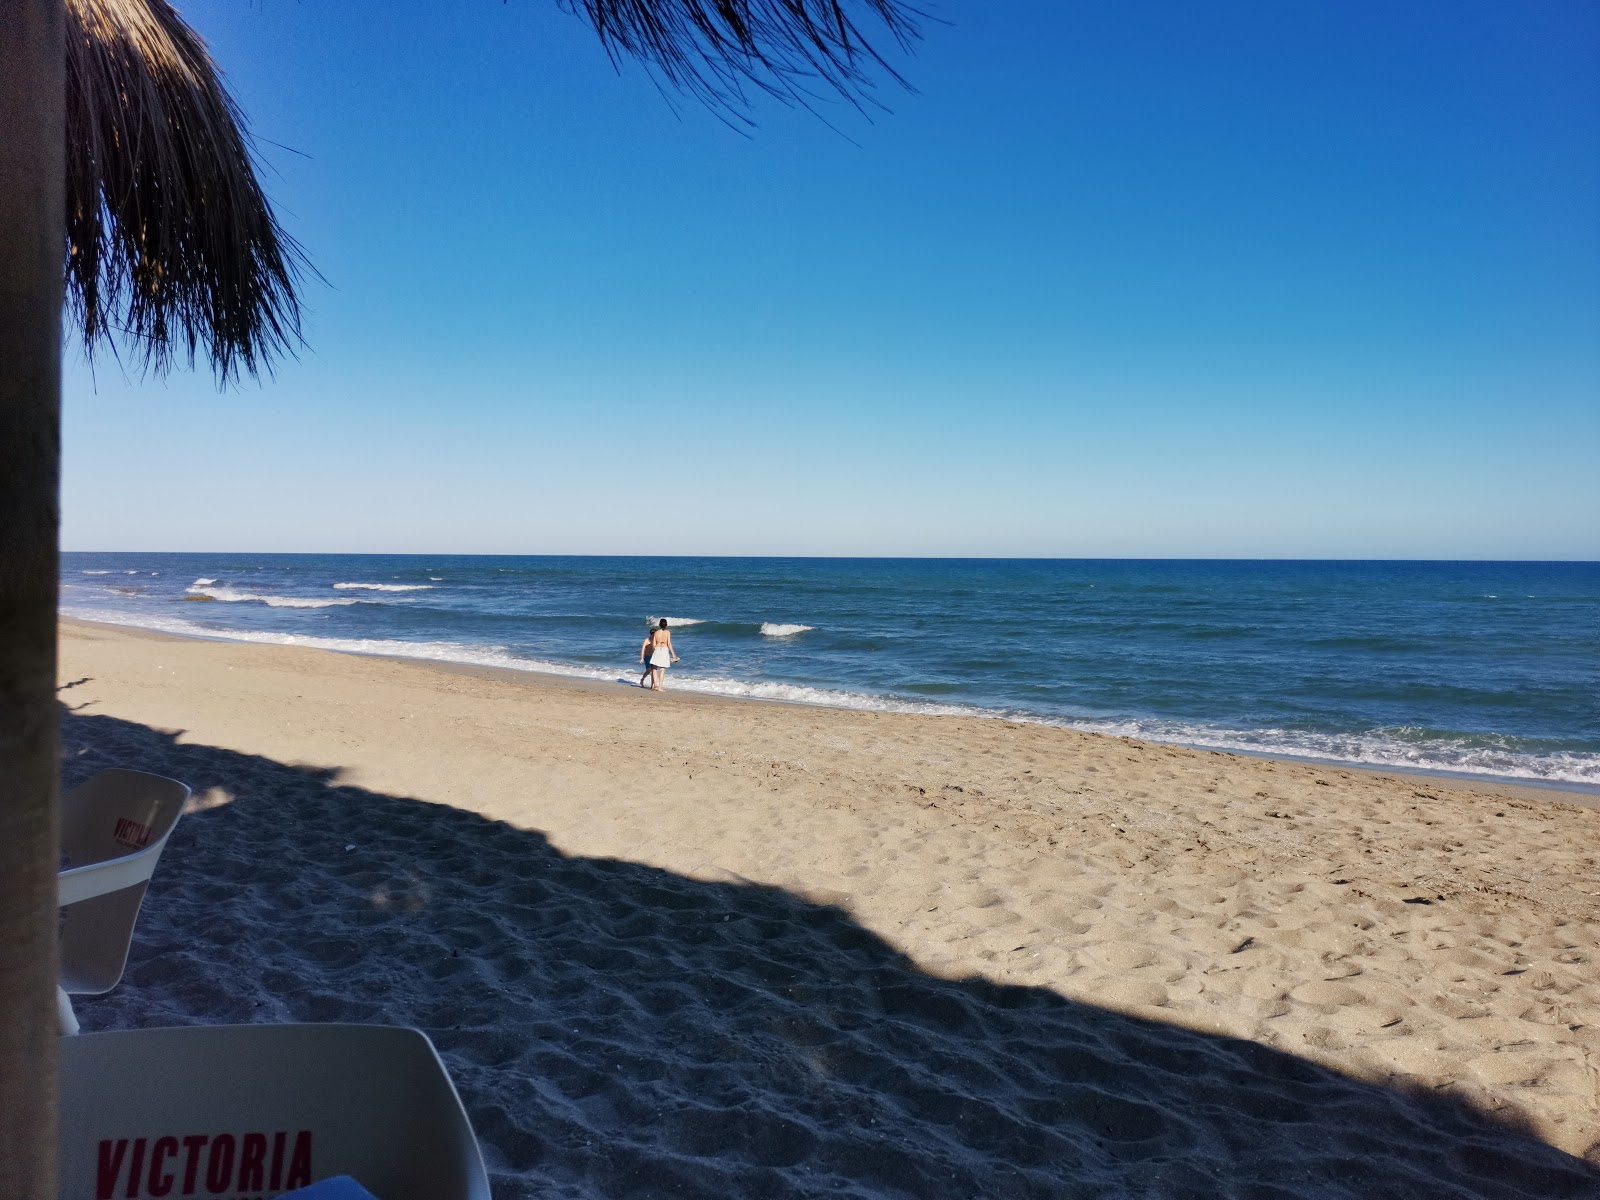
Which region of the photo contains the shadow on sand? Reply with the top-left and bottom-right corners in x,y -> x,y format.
62,709 -> 1599,1200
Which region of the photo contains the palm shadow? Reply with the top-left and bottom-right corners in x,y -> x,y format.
62,709 -> 1599,1200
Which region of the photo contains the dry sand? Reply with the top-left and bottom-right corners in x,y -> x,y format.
59,617 -> 1600,1198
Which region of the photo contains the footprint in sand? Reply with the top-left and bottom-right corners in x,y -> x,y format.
1288,981 -> 1364,1012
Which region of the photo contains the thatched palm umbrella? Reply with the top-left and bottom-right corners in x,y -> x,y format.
0,0 -> 916,1192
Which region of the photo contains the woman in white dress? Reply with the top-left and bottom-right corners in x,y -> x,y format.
647,618 -> 679,691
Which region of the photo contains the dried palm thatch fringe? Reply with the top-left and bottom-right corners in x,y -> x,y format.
60,0 -> 916,382
564,0 -> 921,117
64,0 -> 307,383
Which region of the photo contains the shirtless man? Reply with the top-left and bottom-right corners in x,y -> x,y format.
637,630 -> 654,687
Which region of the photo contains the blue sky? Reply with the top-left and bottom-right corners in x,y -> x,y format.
62,1 -> 1598,558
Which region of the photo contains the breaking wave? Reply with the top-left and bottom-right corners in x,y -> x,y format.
1055,718 -> 1600,788
184,586 -> 360,609
760,623 -> 815,637
333,582 -> 435,592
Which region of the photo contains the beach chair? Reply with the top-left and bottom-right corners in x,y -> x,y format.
57,1024 -> 491,1200
57,769 -> 190,1033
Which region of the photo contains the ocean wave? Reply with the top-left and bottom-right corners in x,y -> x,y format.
1058,717 -> 1600,788
184,586 -> 361,609
333,582 -> 435,592
191,578 -> 216,587
646,616 -> 705,627
760,623 -> 814,637
660,620 -> 757,635
81,570 -> 113,575
55,605 -> 1600,789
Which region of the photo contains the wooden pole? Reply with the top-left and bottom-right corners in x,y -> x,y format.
0,0 -> 64,1193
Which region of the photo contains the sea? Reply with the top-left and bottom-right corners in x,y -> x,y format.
60,554 -> 1600,791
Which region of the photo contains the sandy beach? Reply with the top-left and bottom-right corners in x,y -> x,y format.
59,617 -> 1600,1197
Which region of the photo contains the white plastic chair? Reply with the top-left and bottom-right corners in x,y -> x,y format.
57,769 -> 190,1032
58,1024 -> 491,1200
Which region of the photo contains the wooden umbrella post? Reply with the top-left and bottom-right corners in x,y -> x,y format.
0,0 -> 65,1194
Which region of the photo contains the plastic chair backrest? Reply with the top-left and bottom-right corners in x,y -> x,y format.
58,1024 -> 491,1200
58,769 -> 190,995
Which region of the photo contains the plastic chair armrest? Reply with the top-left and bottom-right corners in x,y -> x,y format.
58,852 -> 160,907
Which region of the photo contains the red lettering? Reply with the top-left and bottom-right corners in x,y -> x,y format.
268,1132 -> 286,1191
113,817 -> 152,848
179,1135 -> 208,1195
125,1138 -> 147,1198
146,1137 -> 178,1197
96,1139 -> 128,1200
204,1134 -> 235,1195
284,1131 -> 313,1190
236,1133 -> 267,1192
94,1129 -> 316,1200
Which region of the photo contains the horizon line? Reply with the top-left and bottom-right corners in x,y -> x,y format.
59,551 -> 1600,564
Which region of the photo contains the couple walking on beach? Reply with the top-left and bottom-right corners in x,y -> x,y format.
639,618 -> 680,691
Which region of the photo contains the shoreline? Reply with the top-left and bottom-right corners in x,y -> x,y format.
59,615 -> 1599,803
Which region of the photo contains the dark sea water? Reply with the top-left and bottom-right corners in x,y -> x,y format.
60,554 -> 1599,788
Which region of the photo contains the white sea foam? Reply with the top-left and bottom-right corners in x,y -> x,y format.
125,570 -> 138,575
1056,717 -> 1600,788
56,604 -> 1600,790
82,570 -> 112,575
760,623 -> 814,637
646,616 -> 705,627
191,578 -> 216,587
333,582 -> 434,592
185,586 -> 359,609
429,577 -> 443,582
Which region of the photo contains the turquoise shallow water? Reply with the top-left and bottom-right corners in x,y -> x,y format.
61,554 -> 1599,788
